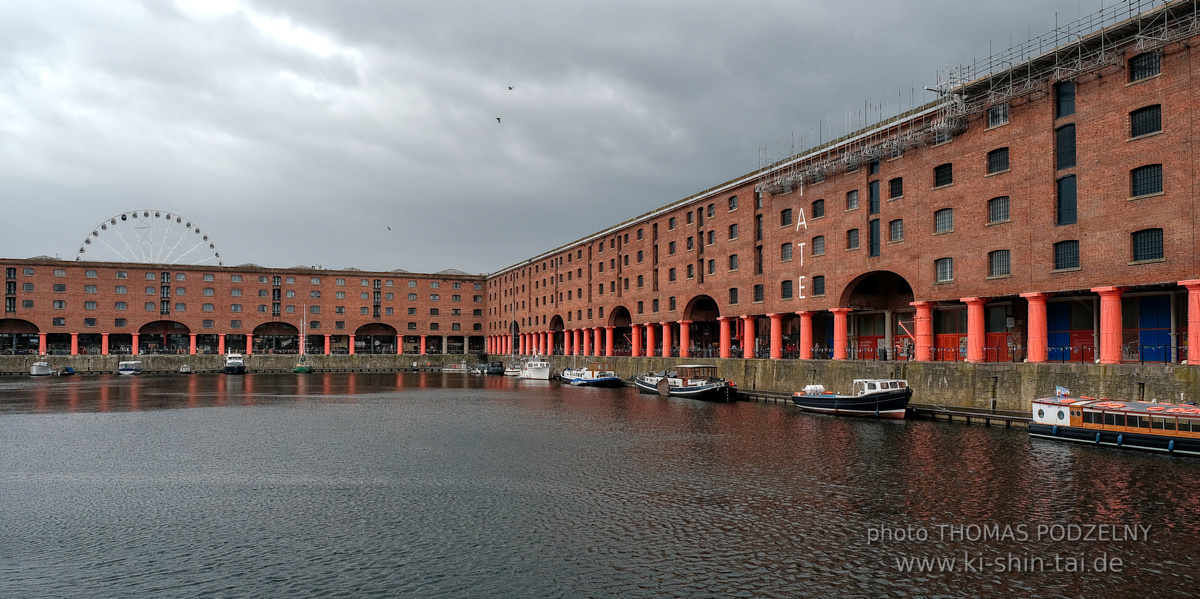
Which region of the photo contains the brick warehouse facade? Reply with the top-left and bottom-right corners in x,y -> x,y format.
0,257 -> 487,357
5,2 -> 1200,369
483,1 -> 1200,367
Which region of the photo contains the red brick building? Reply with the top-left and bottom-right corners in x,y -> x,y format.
0,256 -> 487,357
483,1 -> 1200,367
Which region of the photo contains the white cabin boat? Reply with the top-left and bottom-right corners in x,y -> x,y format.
30,362 -> 52,376
223,354 -> 246,374
118,361 -> 143,375
633,365 -> 734,401
503,364 -> 521,376
520,358 -> 551,380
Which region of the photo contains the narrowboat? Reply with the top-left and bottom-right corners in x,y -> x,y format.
1029,395 -> 1200,456
560,362 -> 624,387
790,379 -> 913,419
633,365 -> 735,401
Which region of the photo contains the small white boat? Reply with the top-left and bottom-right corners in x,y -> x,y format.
223,354 -> 246,375
179,364 -> 194,375
503,364 -> 521,376
118,361 -> 143,375
442,361 -> 470,373
791,379 -> 912,419
520,358 -> 551,380
30,362 -> 52,376
561,362 -> 624,387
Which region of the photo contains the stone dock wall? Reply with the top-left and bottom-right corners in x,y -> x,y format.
6,354 -> 1198,411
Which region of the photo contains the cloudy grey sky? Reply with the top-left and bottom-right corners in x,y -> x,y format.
0,0 -> 1110,274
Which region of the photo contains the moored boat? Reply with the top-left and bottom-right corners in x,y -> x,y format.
503,364 -> 521,376
58,366 -> 77,376
519,358 -> 551,380
30,362 -> 52,376
179,364 -> 193,375
633,365 -> 734,401
293,355 -> 313,374
1029,395 -> 1200,456
223,354 -> 246,375
790,379 -> 913,419
487,361 -> 506,375
118,360 -> 143,375
561,362 -> 624,387
442,361 -> 470,373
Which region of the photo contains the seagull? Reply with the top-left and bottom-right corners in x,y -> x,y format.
496,117 -> 501,123
508,86 -> 514,90
387,226 -> 391,230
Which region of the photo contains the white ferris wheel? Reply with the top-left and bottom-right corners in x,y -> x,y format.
76,210 -> 223,266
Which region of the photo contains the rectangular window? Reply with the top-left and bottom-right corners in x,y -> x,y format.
115,271 -> 127,279
846,229 -> 859,250
868,181 -> 879,214
1130,105 -> 1161,137
813,199 -> 825,218
231,304 -> 243,312
933,164 -> 953,187
885,218 -> 905,243
1056,125 -> 1076,169
84,285 -> 97,293
935,208 -> 953,233
813,236 -> 825,256
753,284 -> 764,302
687,264 -> 694,279
989,250 -> 1011,277
987,103 -> 1009,127
728,196 -> 737,211
888,178 -> 902,199
729,288 -> 739,304
1132,229 -> 1164,262
868,219 -> 880,257
53,300 -> 65,309
935,258 -> 953,282
780,244 -> 792,262
84,301 -> 97,310
846,190 -> 859,210
987,148 -> 1009,174
781,280 -> 793,299
1131,164 -> 1163,197
84,270 -> 97,278
669,217 -> 676,230
988,197 -> 1010,223
53,318 -> 65,327
729,254 -> 739,270
115,301 -> 127,311
780,209 -> 792,227
1054,240 -> 1080,270
813,276 -> 825,296
1129,52 -> 1161,82
669,241 -> 676,254
668,268 -> 676,281
1056,176 -> 1077,225
203,303 -> 214,312
1055,81 -> 1075,118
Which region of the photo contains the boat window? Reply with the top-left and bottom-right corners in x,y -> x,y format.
1057,410 -> 1065,421
1151,417 -> 1164,430
1125,415 -> 1142,428
1163,418 -> 1177,431
867,383 -> 877,391
1179,419 -> 1192,432
1082,411 -> 1097,424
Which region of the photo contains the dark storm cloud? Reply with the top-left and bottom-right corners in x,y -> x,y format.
0,0 -> 1104,273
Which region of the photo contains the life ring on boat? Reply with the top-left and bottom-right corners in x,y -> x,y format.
1147,406 -> 1166,412
1166,407 -> 1187,414
1185,408 -> 1200,415
1059,399 -> 1076,404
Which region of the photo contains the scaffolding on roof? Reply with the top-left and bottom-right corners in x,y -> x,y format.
757,0 -> 1199,197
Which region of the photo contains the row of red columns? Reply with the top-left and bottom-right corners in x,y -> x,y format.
39,333 -> 461,357
486,281 -> 1200,365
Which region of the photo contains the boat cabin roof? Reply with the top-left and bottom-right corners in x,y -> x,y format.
675,365 -> 717,377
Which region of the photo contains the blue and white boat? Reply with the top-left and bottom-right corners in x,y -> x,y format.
561,362 -> 624,387
117,360 -> 143,375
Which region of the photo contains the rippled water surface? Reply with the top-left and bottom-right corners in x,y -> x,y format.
2,372 -> 1199,598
